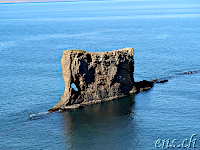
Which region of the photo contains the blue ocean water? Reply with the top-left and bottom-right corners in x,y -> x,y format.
0,0 -> 200,149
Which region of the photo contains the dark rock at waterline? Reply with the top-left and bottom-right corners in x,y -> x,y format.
129,80 -> 154,94
184,71 -> 198,74
135,80 -> 154,88
155,79 -> 168,83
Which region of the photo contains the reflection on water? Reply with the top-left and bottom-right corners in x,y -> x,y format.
61,96 -> 141,150
59,73 -> 200,149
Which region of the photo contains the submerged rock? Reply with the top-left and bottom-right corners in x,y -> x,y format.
184,71 -> 199,74
152,79 -> 168,83
50,48 -> 154,111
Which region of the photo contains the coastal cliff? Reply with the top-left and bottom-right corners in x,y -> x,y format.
51,48 -> 153,111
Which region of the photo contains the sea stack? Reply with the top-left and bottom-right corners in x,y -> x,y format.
50,48 -> 153,111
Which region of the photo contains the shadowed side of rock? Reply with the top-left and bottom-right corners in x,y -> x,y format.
50,48 -> 135,111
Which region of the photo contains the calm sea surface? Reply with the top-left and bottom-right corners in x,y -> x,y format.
0,0 -> 200,149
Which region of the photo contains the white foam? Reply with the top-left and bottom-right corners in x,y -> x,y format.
29,112 -> 49,119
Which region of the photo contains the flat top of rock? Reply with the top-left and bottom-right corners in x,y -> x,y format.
63,47 -> 134,55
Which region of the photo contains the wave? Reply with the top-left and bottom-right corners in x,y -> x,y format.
29,111 -> 50,119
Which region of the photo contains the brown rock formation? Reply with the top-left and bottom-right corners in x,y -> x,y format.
50,48 -> 135,111
50,47 -> 154,111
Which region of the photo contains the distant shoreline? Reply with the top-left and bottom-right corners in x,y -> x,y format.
0,0 -> 84,4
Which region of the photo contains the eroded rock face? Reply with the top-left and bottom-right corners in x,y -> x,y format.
51,48 -> 135,111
